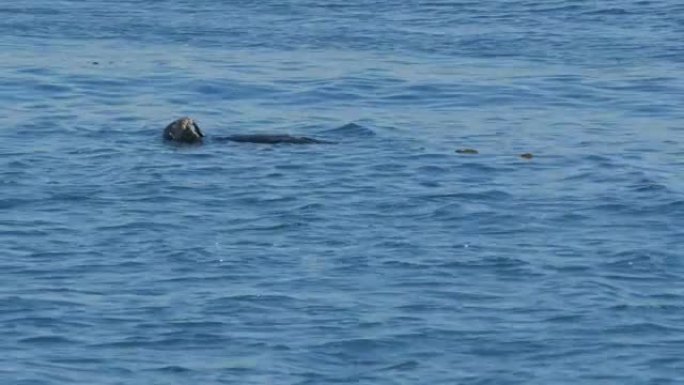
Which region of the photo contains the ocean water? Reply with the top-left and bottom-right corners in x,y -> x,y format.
2,0 -> 684,384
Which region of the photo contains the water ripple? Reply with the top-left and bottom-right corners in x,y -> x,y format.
2,0 -> 684,384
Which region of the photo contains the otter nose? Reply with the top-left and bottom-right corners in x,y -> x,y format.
192,122 -> 204,137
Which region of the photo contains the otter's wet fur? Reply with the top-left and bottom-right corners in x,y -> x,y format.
163,117 -> 331,145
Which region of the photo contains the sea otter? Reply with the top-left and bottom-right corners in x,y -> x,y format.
163,117 -> 330,144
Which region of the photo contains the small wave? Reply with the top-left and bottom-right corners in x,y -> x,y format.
420,190 -> 513,202
600,249 -> 671,271
206,294 -> 301,312
0,198 -> 41,209
149,365 -> 193,373
628,182 -> 668,193
582,8 -> 631,16
603,321 -> 684,335
321,122 -> 375,137
457,161 -> 503,174
415,165 -> 449,174
214,294 -> 297,303
168,321 -> 227,329
19,336 -> 80,345
316,337 -> 400,352
379,360 -> 419,371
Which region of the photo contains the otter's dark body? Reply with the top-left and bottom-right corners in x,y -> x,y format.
215,134 -> 329,144
163,117 -> 330,144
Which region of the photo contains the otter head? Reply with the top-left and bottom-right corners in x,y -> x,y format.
163,117 -> 204,143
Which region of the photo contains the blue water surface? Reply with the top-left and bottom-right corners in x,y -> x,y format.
2,1 -> 684,384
